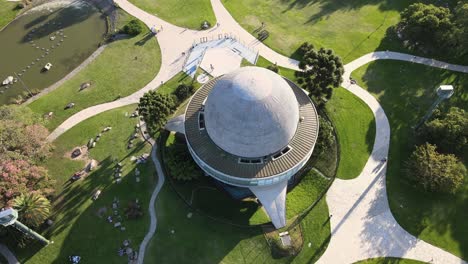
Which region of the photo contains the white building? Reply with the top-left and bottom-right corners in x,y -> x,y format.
178,67 -> 319,228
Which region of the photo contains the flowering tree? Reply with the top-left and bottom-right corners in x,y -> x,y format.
0,159 -> 54,208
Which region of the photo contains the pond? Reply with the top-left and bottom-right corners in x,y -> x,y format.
0,0 -> 107,105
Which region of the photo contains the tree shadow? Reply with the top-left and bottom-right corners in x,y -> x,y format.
134,32 -> 155,46
357,58 -> 468,260
20,2 -> 101,43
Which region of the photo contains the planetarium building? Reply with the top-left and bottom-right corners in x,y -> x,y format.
182,66 -> 319,228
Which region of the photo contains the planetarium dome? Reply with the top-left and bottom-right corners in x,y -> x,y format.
203,66 -> 300,158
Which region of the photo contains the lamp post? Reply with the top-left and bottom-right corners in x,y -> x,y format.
0,208 -> 52,245
415,85 -> 454,129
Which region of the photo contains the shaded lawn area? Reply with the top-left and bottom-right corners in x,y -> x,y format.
326,88 -> 376,179
28,10 -> 161,131
14,105 -> 156,263
352,60 -> 468,260
223,0 -> 464,63
354,258 -> 427,264
163,130 -> 332,225
145,177 -> 331,263
0,0 -> 20,29
128,0 -> 215,30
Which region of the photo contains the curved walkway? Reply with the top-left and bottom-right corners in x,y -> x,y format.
45,1 -> 468,263
0,244 -> 19,264
136,120 -> 165,264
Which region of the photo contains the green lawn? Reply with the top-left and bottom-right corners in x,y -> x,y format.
128,0 -> 215,30
145,175 -> 331,263
13,104 -> 156,263
352,60 -> 468,260
223,0 -> 466,63
0,0 -> 20,29
223,0 -> 402,63
28,10 -> 161,131
355,258 -> 427,264
326,88 -> 376,179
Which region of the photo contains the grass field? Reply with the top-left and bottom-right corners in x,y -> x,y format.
223,0 -> 465,63
223,0 -> 402,62
28,10 -> 161,131
353,60 -> 468,260
13,104 -> 156,263
128,0 -> 215,30
0,0 -> 20,29
355,258 -> 427,264
146,177 -> 331,263
326,88 -> 376,179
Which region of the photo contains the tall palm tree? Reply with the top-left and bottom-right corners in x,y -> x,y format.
13,193 -> 51,227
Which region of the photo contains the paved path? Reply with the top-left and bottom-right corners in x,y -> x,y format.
136,120 -> 165,264
45,1 -> 468,263
0,244 -> 19,264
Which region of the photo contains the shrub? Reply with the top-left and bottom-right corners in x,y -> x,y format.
166,136 -> 203,181
405,143 -> 466,194
174,84 -> 194,102
419,107 -> 467,155
122,19 -> 143,36
267,64 -> 279,73
315,116 -> 334,155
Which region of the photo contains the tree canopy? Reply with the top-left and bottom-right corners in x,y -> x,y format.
0,105 -> 54,209
453,1 -> 468,54
138,90 -> 176,133
397,3 -> 457,52
315,116 -> 334,155
420,107 -> 467,155
174,84 -> 195,102
122,19 -> 144,36
13,193 -> 51,227
295,43 -> 344,106
405,143 -> 466,194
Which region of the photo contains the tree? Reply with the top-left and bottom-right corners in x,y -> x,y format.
0,159 -> 55,208
122,19 -> 143,36
420,107 -> 467,155
397,3 -> 456,52
295,44 -> 344,106
315,116 -> 334,155
453,1 -> 468,54
13,193 -> 51,227
405,143 -> 466,194
174,84 -> 194,102
166,135 -> 203,181
0,105 -> 51,163
138,91 -> 176,133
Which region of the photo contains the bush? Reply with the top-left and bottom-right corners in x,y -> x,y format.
174,84 -> 194,102
122,19 -> 143,36
267,64 -> 279,73
315,116 -> 334,155
405,143 -> 466,194
166,135 -> 203,181
419,107 -> 467,155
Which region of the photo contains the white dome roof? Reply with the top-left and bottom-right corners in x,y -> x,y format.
204,67 -> 300,158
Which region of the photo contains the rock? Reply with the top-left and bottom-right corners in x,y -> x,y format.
91,142 -> 96,148
130,156 -> 137,161
136,177 -> 140,183
88,138 -> 94,148
187,212 -> 192,218
71,148 -> 82,158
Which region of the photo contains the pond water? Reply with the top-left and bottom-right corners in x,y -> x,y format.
0,0 -> 107,105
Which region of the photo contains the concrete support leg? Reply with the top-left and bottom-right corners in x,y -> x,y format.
249,180 -> 288,229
